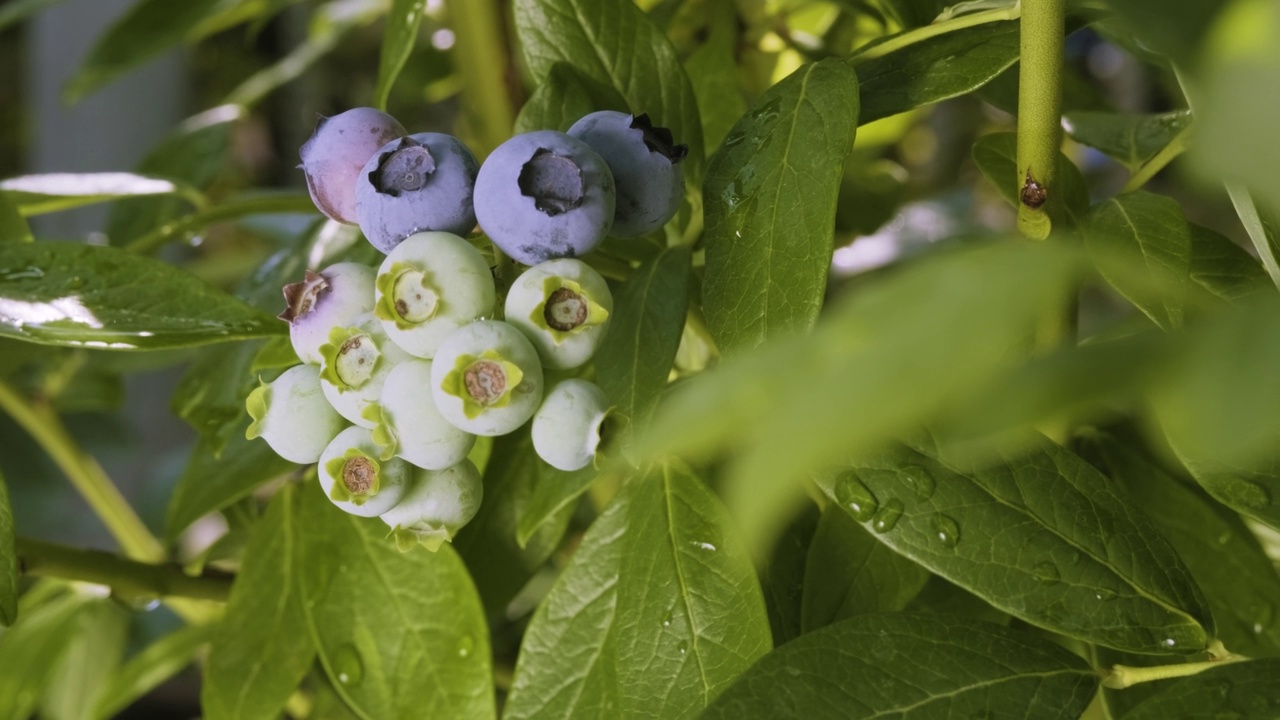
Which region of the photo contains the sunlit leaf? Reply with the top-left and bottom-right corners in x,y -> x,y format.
0,173 -> 198,217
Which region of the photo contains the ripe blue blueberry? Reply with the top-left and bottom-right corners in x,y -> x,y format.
567,111 -> 687,238
474,130 -> 616,266
355,133 -> 479,253
380,460 -> 484,551
373,231 -> 496,358
279,262 -> 376,365
505,258 -> 612,370
531,379 -> 613,472
245,364 -> 346,464
299,107 -> 406,224
431,320 -> 544,436
318,426 -> 412,516
365,359 -> 475,470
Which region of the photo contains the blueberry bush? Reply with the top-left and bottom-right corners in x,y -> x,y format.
2,0 -> 1280,718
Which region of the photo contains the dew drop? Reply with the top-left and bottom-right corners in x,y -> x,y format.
871,499 -> 904,534
1032,561 -> 1060,585
1220,478 -> 1271,509
931,514 -> 959,548
332,644 -> 364,687
677,641 -> 688,655
903,465 -> 936,502
661,610 -> 674,629
834,470 -> 878,522
1095,588 -> 1117,602
457,635 -> 474,659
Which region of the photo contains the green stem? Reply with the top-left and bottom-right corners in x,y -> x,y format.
849,4 -> 1022,65
1102,653 -> 1249,690
125,194 -> 317,254
1015,0 -> 1065,240
16,537 -> 231,603
0,382 -> 165,563
1121,127 -> 1191,193
446,0 -> 516,156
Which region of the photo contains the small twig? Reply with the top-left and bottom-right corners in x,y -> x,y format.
17,537 -> 233,604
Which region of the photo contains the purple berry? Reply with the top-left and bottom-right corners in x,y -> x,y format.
300,107 -> 406,224
355,133 -> 480,253
278,262 -> 376,365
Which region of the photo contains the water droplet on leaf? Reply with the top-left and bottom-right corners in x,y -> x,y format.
931,514 -> 959,548
903,465 -> 936,501
834,471 -> 878,522
457,635 -> 474,659
333,644 -> 364,687
871,499 -> 904,533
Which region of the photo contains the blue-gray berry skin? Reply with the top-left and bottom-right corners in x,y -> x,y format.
355,133 -> 479,253
474,130 -> 616,266
300,108 -> 406,224
567,111 -> 687,238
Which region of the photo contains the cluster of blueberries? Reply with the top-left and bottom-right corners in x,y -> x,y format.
245,106 -> 687,550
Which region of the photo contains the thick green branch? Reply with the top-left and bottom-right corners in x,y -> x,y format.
1015,0 -> 1065,240
17,537 -> 233,603
0,382 -> 165,563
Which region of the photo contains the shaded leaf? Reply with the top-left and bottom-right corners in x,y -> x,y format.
701,614 -> 1098,720
1063,110 -> 1193,171
0,173 -> 196,216
373,0 -> 428,110
760,505 -> 818,647
1188,222 -> 1271,301
0,471 -> 13,627
95,622 -> 215,720
812,433 -> 1214,654
203,486 -> 315,720
1123,658 -> 1280,720
801,505 -> 928,632
852,20 -> 1019,125
683,0 -> 744,152
515,459 -> 595,548
1224,185 -> 1280,292
0,593 -> 92,719
0,242 -> 283,349
40,600 -> 129,720
514,62 -> 602,134
1083,191 -> 1195,330
702,59 -> 857,355
595,245 -> 690,450
505,463 -> 772,720
295,483 -> 495,720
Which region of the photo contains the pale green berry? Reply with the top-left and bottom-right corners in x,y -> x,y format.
430,320 -> 543,436
317,426 -> 412,516
364,359 -> 475,470
245,364 -> 346,464
374,231 -> 497,358
318,313 -> 413,427
531,379 -> 612,471
380,460 -> 483,551
504,259 -> 612,370
279,262 -> 375,365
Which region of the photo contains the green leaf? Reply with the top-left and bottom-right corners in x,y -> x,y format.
514,63 -> 602,134
0,471 -> 14,627
40,600 -> 129,720
515,459 -> 595,548
1189,222 -> 1272,301
702,59 -> 858,355
94,622 -> 215,720
0,192 -> 31,243
852,20 -> 1019,125
1224,185 -> 1280,292
373,0 -> 428,111
972,132 -> 1089,227
0,0 -> 69,32
905,575 -> 1012,625
801,505 -> 928,632
700,614 -> 1098,720
63,0 -> 233,103
1104,0 -> 1229,63
683,0 -> 744,152
295,483 -> 495,720
0,173 -> 198,216
165,420 -> 296,539
505,463 -> 772,720
124,193 -> 317,254
455,432 -> 572,620
1079,432 -> 1280,658
203,486 -> 316,720
0,242 -> 284,349
1122,658 -> 1280,720
760,506 -> 818,647
595,245 -> 690,450
1084,191 -> 1195,330
106,105 -> 244,246
1063,110 -> 1193,171
514,0 -> 704,175
812,434 -> 1214,654
0,593 -> 92,719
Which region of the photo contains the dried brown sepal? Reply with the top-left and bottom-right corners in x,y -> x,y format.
278,270 -> 329,323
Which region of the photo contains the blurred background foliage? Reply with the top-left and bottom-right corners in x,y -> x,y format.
1,0 -> 1280,716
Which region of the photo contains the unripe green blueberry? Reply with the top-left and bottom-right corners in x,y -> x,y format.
279,262 -> 376,365
531,379 -> 612,471
319,313 -> 413,427
245,364 -> 347,464
373,232 -> 496,358
363,359 -> 475,470
505,258 -> 612,369
318,426 -> 412,516
380,460 -> 483,551
430,320 -> 543,436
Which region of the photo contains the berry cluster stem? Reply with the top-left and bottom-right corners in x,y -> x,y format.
1015,0 -> 1064,240
16,537 -> 233,603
